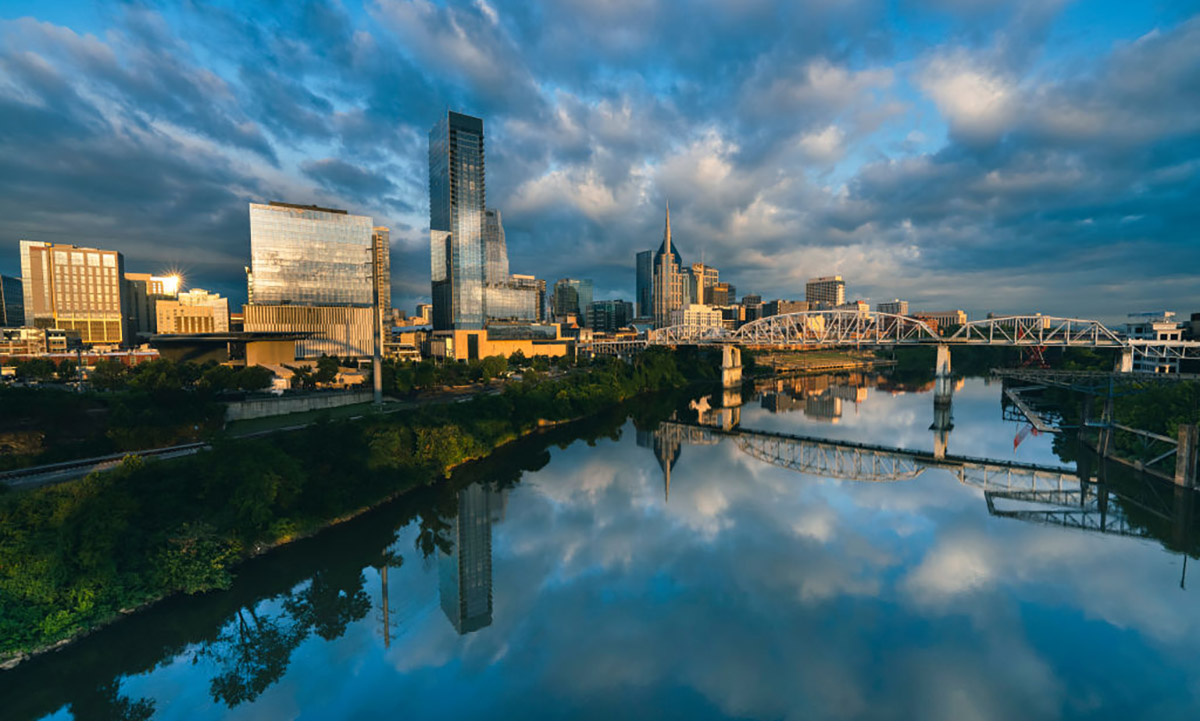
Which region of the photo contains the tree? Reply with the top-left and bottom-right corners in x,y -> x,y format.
480,355 -> 508,383
15,358 -> 56,383
235,365 -> 274,391
314,355 -> 339,385
56,359 -> 79,383
90,359 -> 129,390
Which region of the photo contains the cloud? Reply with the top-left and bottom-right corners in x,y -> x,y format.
0,1 -> 1196,319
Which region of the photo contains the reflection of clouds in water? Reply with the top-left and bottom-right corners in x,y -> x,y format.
117,381 -> 1200,720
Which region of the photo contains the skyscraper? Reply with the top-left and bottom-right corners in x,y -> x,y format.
19,240 -> 125,345
0,275 -> 24,327
635,250 -> 653,318
652,205 -> 685,328
552,278 -> 594,323
689,262 -> 719,305
123,273 -> 179,338
430,111 -> 486,331
244,202 -> 377,358
483,209 -> 508,284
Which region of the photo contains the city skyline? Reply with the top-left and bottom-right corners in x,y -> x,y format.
0,2 -> 1198,322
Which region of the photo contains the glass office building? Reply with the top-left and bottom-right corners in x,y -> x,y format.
245,202 -> 377,359
430,111 -> 486,331
483,209 -> 508,285
635,250 -> 653,318
0,275 -> 24,327
248,202 -> 374,305
552,278 -> 593,323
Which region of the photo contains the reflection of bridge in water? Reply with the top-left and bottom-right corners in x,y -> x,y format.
643,372 -> 1197,564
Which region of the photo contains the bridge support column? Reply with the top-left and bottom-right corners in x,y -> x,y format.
935,344 -> 951,378
721,346 -> 743,389
1175,424 -> 1198,488
1117,347 -> 1134,373
930,347 -> 954,460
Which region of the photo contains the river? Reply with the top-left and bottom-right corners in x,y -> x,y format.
3,373 -> 1199,720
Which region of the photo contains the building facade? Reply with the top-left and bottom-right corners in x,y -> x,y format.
1126,312 -> 1183,373
805,276 -> 846,308
372,227 -> 392,323
552,278 -> 594,324
483,209 -> 509,284
913,310 -> 968,328
877,299 -> 909,315
669,303 -> 723,330
123,273 -> 179,339
0,274 -> 24,327
763,299 -> 809,317
652,205 -> 686,328
156,289 -> 230,335
587,300 -> 633,333
635,250 -> 654,319
688,263 -> 719,305
19,240 -> 126,345
245,202 -> 377,359
430,111 -> 486,331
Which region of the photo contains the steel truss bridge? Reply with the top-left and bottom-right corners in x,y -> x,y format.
584,312 -> 1200,366
657,421 -> 1176,541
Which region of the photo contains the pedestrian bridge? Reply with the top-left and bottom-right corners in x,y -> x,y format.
584,311 -> 1200,370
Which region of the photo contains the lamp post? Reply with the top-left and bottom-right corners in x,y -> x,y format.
370,257 -> 383,407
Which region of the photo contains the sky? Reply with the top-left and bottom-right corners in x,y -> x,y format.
0,0 -> 1197,322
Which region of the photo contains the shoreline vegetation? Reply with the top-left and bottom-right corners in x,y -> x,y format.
0,347 -> 714,668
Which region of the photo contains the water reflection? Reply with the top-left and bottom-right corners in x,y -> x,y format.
5,378 -> 1200,720
438,484 -> 506,634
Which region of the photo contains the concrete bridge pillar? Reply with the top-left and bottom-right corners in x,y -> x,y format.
721,345 -> 743,389
1175,424 -> 1198,489
930,353 -> 954,460
935,344 -> 951,378
1118,347 -> 1134,373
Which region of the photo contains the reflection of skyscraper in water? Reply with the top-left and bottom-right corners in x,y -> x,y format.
439,483 -> 505,634
758,374 -> 871,422
637,423 -> 718,502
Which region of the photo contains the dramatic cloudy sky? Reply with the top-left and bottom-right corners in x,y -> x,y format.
1,0 -> 1197,321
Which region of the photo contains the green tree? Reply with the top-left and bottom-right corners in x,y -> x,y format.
15,358 -> 56,382
90,360 -> 129,390
314,355 -> 339,385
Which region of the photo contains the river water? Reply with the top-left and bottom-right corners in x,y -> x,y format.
4,374 -> 1199,720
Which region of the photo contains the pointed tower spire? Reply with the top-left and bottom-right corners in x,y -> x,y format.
663,201 -> 671,257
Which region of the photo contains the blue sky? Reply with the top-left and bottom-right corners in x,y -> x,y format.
0,0 -> 1197,321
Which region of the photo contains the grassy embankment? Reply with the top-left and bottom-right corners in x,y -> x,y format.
0,348 -> 709,663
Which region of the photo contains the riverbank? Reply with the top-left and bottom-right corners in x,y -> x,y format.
0,349 -> 705,667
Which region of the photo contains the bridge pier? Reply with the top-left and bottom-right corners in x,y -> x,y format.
1118,347 -> 1134,373
721,345 -> 743,389
931,346 -> 954,460
1175,424 -> 1198,488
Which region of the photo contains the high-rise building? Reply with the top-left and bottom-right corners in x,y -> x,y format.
689,263 -> 719,305
0,275 -> 24,327
587,300 -> 633,333
438,483 -> 504,635
416,303 -> 433,325
635,250 -> 653,318
877,299 -> 909,315
709,281 -> 736,307
483,209 -> 509,284
486,275 -> 545,323
123,273 -> 179,338
806,276 -> 846,308
156,289 -> 230,334
19,240 -> 126,345
244,202 -> 377,358
372,227 -> 392,323
552,278 -> 594,324
430,111 -> 486,331
652,205 -> 686,328
742,294 -> 763,323
763,299 -> 809,317
669,303 -> 723,330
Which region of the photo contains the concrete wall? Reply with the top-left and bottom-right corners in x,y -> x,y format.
225,390 -> 373,422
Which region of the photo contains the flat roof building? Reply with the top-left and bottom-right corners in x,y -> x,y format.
0,275 -> 23,327
806,276 -> 845,308
20,240 -> 126,345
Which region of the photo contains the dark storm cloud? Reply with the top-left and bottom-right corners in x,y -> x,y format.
0,1 -> 1196,317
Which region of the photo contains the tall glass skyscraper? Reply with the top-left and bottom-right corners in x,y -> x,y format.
635,250 -> 653,318
483,209 -> 508,285
430,111 -> 486,331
